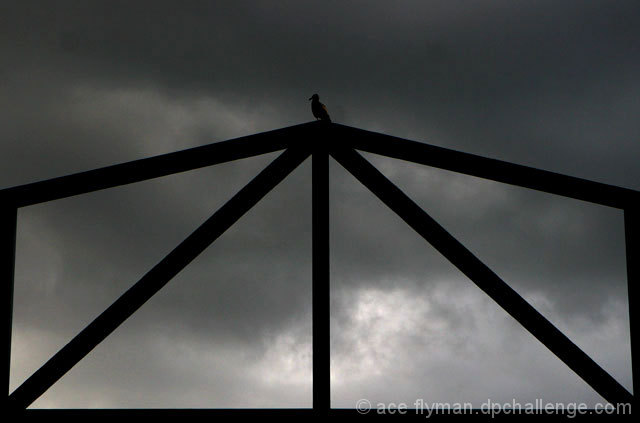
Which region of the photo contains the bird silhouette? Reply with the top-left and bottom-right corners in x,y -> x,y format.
309,94 -> 331,122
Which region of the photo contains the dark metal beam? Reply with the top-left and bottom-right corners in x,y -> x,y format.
331,147 -> 633,405
13,409 -> 316,420
9,407 -> 631,420
335,123 -> 637,209
7,147 -> 311,410
312,143 -> 330,414
1,122 -> 319,208
625,207 -> 639,402
1,206 -> 17,405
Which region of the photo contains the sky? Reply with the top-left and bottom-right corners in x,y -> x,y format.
1,0 -> 639,409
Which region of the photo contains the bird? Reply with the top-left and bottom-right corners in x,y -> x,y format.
309,94 -> 331,122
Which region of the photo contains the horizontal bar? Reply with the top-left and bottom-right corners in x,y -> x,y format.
335,123 -> 638,209
8,407 -> 627,421
1,121 -> 319,208
8,147 -> 311,409
331,147 -> 633,405
10,409 -> 316,421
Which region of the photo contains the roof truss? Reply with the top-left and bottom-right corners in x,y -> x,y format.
2,121 -> 637,417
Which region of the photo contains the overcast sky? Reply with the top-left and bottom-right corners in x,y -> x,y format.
2,1 -> 639,409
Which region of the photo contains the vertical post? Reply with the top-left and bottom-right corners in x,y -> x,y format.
1,206 -> 17,404
312,143 -> 330,414
625,206 -> 639,403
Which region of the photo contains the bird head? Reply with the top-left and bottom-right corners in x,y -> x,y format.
309,94 -> 319,101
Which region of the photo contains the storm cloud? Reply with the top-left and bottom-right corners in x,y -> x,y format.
2,0 -> 638,408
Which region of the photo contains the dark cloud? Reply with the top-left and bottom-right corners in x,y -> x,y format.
2,0 -> 637,408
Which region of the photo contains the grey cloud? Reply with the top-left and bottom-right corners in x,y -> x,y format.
3,0 -> 637,409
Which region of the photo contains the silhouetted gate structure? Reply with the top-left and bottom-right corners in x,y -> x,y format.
2,121 -> 638,418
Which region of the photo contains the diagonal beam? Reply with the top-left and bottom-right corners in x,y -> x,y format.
8,147 -> 311,410
331,146 -> 633,405
1,121 -> 319,208
334,123 -> 637,209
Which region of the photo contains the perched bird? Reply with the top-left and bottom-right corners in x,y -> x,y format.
309,94 -> 331,122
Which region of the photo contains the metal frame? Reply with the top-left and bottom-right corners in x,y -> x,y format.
2,121 -> 637,418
